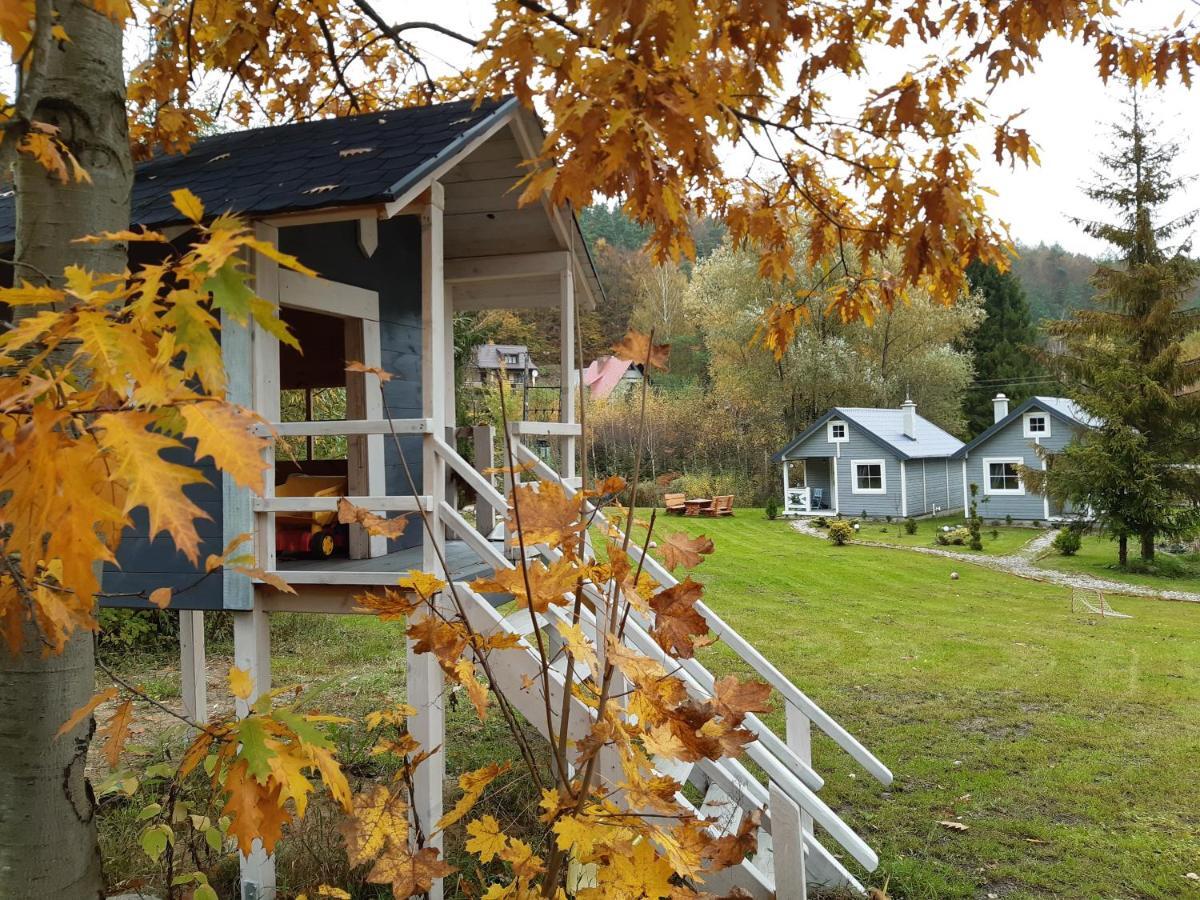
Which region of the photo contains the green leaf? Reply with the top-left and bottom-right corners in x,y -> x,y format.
272,708 -> 334,750
205,826 -> 223,853
140,824 -> 172,861
204,260 -> 255,323
203,753 -> 218,777
250,296 -> 300,350
234,716 -> 274,781
136,802 -> 163,821
144,762 -> 176,780
195,884 -> 218,900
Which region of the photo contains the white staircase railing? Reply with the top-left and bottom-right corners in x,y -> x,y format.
432,433 -> 889,896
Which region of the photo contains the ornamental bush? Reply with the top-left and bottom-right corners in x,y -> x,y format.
828,520 -> 855,545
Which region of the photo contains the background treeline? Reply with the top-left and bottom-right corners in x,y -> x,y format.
461,204 -> 1198,504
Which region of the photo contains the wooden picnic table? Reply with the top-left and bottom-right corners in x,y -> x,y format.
684,498 -> 713,517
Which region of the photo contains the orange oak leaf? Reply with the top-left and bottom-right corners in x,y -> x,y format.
180,402 -> 269,494
345,360 -> 392,383
147,586 -> 172,609
612,329 -> 670,370
56,687 -> 119,738
712,675 -> 773,727
99,699 -> 134,769
649,577 -> 709,659
337,497 -> 408,539
660,531 -> 714,572
367,845 -> 454,897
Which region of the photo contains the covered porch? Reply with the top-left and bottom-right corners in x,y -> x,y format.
781,456 -> 837,516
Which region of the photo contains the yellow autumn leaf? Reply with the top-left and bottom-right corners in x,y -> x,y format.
147,586 -> 172,609
465,815 -> 508,863
171,187 -> 205,223
228,666 -> 254,700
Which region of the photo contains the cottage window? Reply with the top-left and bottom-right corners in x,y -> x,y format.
852,460 -> 886,494
827,420 -> 848,443
1023,412 -> 1050,438
984,458 -> 1024,495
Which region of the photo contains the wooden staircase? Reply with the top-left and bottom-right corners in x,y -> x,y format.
433,435 -> 892,898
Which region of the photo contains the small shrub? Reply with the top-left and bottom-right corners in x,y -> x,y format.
828,520 -> 855,545
861,509 -> 868,520
885,515 -> 893,524
903,517 -> 917,535
1053,528 -> 1082,556
813,516 -> 829,528
936,526 -> 971,546
1005,514 -> 1013,526
765,496 -> 780,520
1030,519 -> 1041,527
990,529 -> 1000,541
879,527 -> 889,533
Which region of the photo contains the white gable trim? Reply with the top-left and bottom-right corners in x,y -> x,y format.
827,419 -> 848,443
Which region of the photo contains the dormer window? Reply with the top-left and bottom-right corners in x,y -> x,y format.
827,420 -> 848,443
1023,411 -> 1050,438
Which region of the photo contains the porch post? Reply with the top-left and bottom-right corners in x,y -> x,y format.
830,457 -> 838,515
412,182 -> 447,897
179,610 -> 207,726
233,606 -> 274,899
473,424 -> 497,536
782,458 -> 790,512
559,266 -> 577,480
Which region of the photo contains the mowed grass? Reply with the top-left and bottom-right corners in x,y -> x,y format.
1034,533 -> 1200,594
659,511 -> 1200,899
849,513 -> 1043,556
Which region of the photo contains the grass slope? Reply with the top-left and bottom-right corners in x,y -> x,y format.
664,511 -> 1200,898
1034,533 -> 1200,594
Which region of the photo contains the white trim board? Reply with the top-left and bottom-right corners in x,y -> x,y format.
982,456 -> 1026,496
850,459 -> 887,495
278,270 -> 380,321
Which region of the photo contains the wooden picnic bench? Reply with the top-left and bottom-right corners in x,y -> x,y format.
664,492 -> 687,515
701,495 -> 735,517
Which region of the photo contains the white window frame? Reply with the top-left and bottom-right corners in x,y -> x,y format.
1023,411 -> 1050,438
851,458 -> 887,494
983,457 -> 1025,496
827,419 -> 848,443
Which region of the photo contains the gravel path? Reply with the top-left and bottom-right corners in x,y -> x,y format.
790,519 -> 1200,604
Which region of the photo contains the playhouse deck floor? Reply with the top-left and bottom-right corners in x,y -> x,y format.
276,539 -> 497,585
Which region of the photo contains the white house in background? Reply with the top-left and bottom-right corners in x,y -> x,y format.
471,343 -> 539,385
774,400 -> 966,517
951,394 -> 1097,522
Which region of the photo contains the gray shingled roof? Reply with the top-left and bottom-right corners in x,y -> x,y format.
833,407 -> 965,458
775,405 -> 965,461
1033,396 -> 1100,427
0,97 -> 513,243
473,344 -> 537,371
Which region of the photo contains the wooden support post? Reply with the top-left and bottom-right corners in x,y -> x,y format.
768,779 -> 807,899
179,610 -> 207,725
411,182 -> 447,898
559,266 -> 576,480
473,424 -> 497,536
251,222 -> 281,577
233,606 -> 274,899
785,702 -> 815,847
345,317 -> 386,559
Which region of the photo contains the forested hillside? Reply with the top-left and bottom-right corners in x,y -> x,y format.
1008,242 -> 1099,321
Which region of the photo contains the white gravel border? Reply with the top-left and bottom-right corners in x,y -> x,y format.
790,519 -> 1200,604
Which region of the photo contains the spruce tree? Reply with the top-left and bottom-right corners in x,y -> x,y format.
1030,93 -> 1200,564
964,260 -> 1045,433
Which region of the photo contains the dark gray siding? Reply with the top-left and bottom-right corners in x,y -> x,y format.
279,217 -> 424,551
102,443 -> 226,610
963,405 -> 1083,520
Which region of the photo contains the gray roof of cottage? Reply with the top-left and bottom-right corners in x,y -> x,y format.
775,406 -> 965,462
473,344 -> 537,370
952,395 -> 1098,458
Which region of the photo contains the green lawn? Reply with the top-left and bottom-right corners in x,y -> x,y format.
99,512 -> 1200,899
841,513 -> 1043,556
1034,533 -> 1200,594
662,510 -> 1200,899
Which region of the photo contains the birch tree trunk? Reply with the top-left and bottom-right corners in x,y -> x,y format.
0,2 -> 130,896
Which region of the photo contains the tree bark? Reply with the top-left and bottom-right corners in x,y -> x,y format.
0,2 -> 131,897
1118,534 -> 1128,567
1140,531 -> 1155,562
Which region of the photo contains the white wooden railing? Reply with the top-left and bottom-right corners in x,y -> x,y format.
429,433 -> 889,895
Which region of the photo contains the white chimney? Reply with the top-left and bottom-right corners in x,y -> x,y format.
993,393 -> 1010,423
902,397 -> 917,439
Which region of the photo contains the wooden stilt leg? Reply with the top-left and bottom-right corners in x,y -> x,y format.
233,606 -> 275,900
179,610 -> 207,725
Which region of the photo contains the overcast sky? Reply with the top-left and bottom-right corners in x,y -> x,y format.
401,1 -> 1199,258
